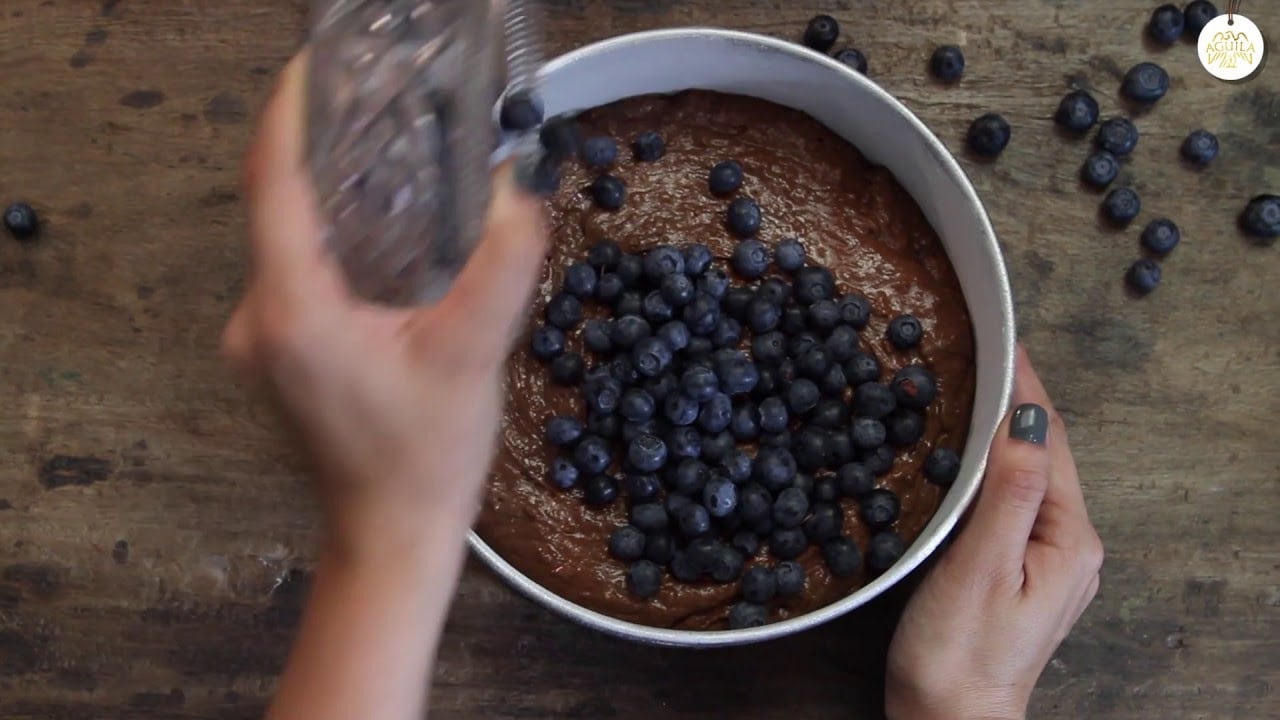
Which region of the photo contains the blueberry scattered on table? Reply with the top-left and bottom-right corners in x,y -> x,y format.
590,175 -> 627,210
966,113 -> 1012,158
803,15 -> 841,53
930,45 -> 965,83
833,47 -> 868,75
4,202 -> 39,240
709,160 -> 745,196
1126,258 -> 1163,295
1054,90 -> 1100,133
1121,62 -> 1170,104
1102,187 -> 1142,226
1096,117 -> 1140,156
1148,4 -> 1186,44
1141,219 -> 1181,255
499,88 -> 543,132
1239,195 -> 1280,242
632,131 -> 666,162
1181,129 -> 1218,166
1183,1 -> 1219,38
1081,151 -> 1120,190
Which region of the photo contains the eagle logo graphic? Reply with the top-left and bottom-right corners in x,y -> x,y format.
1205,30 -> 1257,69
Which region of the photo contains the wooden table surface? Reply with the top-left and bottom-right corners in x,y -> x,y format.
1,1 -> 1277,718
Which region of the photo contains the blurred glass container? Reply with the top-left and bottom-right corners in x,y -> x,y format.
306,0 -> 508,305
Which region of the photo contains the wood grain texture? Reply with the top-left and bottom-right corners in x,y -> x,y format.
0,1 -> 1276,718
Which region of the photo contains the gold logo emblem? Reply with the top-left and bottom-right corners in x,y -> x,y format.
1198,14 -> 1265,81
1204,30 -> 1257,69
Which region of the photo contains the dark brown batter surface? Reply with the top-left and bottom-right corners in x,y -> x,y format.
479,91 -> 975,630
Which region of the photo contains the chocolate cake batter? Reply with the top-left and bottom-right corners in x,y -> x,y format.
479,92 -> 975,630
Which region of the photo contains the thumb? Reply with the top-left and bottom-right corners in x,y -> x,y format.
433,164 -> 549,364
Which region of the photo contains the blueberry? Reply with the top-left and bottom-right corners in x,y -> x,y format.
774,237 -> 806,273
1126,258 -> 1163,295
697,269 -> 731,299
860,488 -> 901,530
930,45 -> 965,83
641,290 -> 674,324
824,326 -> 860,364
616,254 -> 644,287
644,532 -> 677,565
1181,129 -> 1219,166
1240,195 -> 1280,241
804,502 -> 844,543
632,131 -> 666,162
837,462 -> 874,498
622,420 -> 658,445
729,402 -> 761,441
1103,187 -> 1142,226
607,356 -> 639,387
573,435 -> 612,476
626,559 -> 663,599
891,365 -> 938,409
704,477 -> 739,518
727,198 -> 764,240
886,409 -> 926,447
539,115 -> 579,162
530,325 -> 566,361
669,550 -> 702,582
651,321 -> 687,353
813,475 -> 841,503
583,474 -> 620,507
683,293 -> 721,335
708,160 -> 746,197
643,245 -> 685,281
793,266 -> 836,305
793,427 -> 831,472
823,537 -> 862,577
610,314 -> 651,350
758,396 -> 790,434
828,431 -> 855,468
609,525 -> 647,561
738,483 -> 772,524
772,306 -> 801,337
671,458 -> 710,496
728,530 -> 759,558
730,240 -> 768,281
811,398 -> 849,429
797,347 -> 833,380
851,417 -> 887,451
620,388 -> 657,423
867,531 -> 906,574
562,262 -> 597,299
701,430 -> 736,464
728,602 -> 769,629
616,289 -> 645,318
627,434 -> 668,473
625,473 -> 662,501
803,14 -> 840,52
674,245 -> 711,277
663,392 -> 700,427
775,561 -> 806,596
708,544 -> 746,583
584,412 -> 618,444
853,382 -> 897,419
833,47 -> 868,74
665,492 -> 694,515
806,299 -> 840,335
722,450 -> 754,484
590,175 -> 627,210
1140,219 -> 1181,256
655,276 -> 693,310
630,502 -> 670,534
748,333 -> 785,369
740,566 -> 777,604
666,426 -> 703,461
776,358 -> 798,386
887,314 -> 923,349
788,332 -> 821,360
546,416 -> 584,448
686,336 -> 714,358
1183,1 -> 1218,38
758,431 -> 791,450
642,372 -> 679,403
1054,90 -> 1100,133
1081,151 -> 1120,190
716,352 -> 760,396
1096,117 -> 1139,156
595,274 -> 624,304
585,238 -> 620,268
698,392 -> 734,434
1122,62 -> 1169,104
675,502 -> 712,538
743,297 -> 780,334
755,447 -> 798,493
499,89 -> 543,132
578,135 -> 618,169
632,337 -> 674,378
710,317 -> 744,349
3,202 -> 38,240
547,456 -> 580,490
863,444 -> 896,477
785,378 -> 821,415
1148,3 -> 1185,44
550,352 -> 585,386
680,365 -> 719,403
749,278 -> 785,308
967,113 -> 1011,158
769,527 -> 808,560
924,447 -> 962,486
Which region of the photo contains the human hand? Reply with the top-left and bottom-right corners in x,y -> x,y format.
885,346 -> 1104,720
222,55 -> 549,557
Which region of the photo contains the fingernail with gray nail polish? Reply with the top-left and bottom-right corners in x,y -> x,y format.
1010,403 -> 1048,445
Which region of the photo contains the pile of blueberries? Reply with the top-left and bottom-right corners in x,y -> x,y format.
798,6 -> 1278,298
526,124 -> 961,628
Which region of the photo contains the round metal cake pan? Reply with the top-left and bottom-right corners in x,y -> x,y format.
468,28 -> 1017,648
